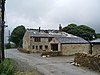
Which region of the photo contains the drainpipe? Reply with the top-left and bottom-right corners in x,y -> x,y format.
88,40 -> 92,54
90,43 -> 92,54
1,0 -> 6,61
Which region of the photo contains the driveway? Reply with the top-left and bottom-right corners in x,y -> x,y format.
5,49 -> 99,75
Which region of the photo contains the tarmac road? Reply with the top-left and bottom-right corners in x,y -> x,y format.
5,49 -> 100,75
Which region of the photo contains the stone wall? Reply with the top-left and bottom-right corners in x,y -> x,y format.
23,31 -> 30,51
74,53 -> 100,71
30,38 -> 50,52
92,44 -> 100,54
61,44 -> 90,55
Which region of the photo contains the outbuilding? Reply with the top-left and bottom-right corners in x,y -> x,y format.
90,39 -> 100,54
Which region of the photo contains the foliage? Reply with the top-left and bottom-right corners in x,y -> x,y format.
5,43 -> 11,49
63,24 -> 96,40
63,24 -> 77,35
10,25 -> 26,47
0,59 -> 14,75
96,34 -> 100,38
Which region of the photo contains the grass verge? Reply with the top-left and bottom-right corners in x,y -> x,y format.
0,58 -> 14,75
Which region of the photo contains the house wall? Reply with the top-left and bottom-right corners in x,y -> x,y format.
61,44 -> 90,55
23,31 -> 30,51
30,37 -> 50,52
92,44 -> 100,54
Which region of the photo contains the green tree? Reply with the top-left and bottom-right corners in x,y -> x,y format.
10,25 -> 26,47
63,24 -> 77,35
63,24 -> 96,40
76,25 -> 95,40
96,33 -> 100,38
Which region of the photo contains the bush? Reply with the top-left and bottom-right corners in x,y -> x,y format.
5,43 -> 11,49
0,59 -> 14,75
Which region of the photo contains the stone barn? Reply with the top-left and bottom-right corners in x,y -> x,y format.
49,37 -> 90,55
90,39 -> 100,54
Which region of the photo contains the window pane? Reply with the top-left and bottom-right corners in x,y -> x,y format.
39,45 -> 42,50
48,38 -> 52,42
45,45 -> 48,49
32,46 -> 34,49
36,46 -> 38,50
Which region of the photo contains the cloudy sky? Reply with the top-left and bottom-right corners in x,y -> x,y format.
5,0 -> 100,33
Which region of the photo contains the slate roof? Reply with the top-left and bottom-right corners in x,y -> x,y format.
90,39 -> 100,44
56,37 -> 89,44
27,30 -> 53,38
30,34 -> 53,38
26,29 -> 88,44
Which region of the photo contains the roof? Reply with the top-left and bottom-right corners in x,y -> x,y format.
30,34 -> 53,38
27,30 -> 53,38
90,39 -> 100,44
56,37 -> 89,44
26,29 -> 88,44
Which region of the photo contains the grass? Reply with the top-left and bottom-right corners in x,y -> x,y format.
0,59 -> 41,75
0,58 -> 14,75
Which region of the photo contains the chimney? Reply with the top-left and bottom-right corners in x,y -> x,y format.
59,24 -> 62,32
39,27 -> 41,32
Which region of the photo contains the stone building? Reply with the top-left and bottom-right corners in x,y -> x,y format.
23,29 -> 54,52
49,37 -> 90,55
23,28 -> 90,55
90,39 -> 100,54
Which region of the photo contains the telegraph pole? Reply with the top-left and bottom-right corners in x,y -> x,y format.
8,30 -> 10,44
1,0 -> 6,60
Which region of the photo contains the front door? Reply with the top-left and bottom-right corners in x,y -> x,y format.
51,44 -> 58,51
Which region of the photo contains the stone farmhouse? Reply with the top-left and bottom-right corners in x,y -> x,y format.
23,26 -> 92,55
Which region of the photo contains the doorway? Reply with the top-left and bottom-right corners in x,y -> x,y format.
51,44 -> 58,51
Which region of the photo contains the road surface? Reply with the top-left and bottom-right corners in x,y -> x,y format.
5,49 -> 100,75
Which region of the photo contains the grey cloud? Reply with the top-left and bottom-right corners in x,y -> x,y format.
5,0 -> 100,33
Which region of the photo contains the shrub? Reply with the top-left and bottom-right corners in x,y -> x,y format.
5,43 -> 11,49
0,59 -> 14,75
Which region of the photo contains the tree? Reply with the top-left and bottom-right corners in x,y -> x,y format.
96,33 -> 100,38
63,24 -> 77,35
63,24 -> 96,41
10,25 -> 26,47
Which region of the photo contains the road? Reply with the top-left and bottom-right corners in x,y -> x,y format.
5,49 -> 99,75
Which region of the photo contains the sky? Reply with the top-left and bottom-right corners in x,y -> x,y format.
5,0 -> 100,33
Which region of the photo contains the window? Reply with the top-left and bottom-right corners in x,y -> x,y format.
36,46 -> 38,50
39,45 -> 42,50
35,38 -> 41,42
45,45 -> 48,49
32,46 -> 34,49
30,36 -> 32,38
48,38 -> 52,42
